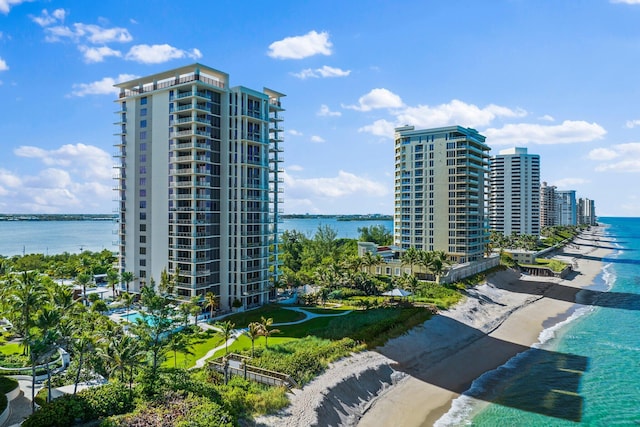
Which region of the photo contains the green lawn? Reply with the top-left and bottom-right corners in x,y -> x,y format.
216,304 -> 306,327
163,330 -> 225,369
208,307 -> 432,361
302,307 -> 351,314
0,342 -> 23,356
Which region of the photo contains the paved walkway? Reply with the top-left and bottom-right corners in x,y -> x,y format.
191,306 -> 352,369
3,377 -> 41,427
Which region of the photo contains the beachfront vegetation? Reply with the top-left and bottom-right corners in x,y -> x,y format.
489,225 -> 587,254
0,224 -> 480,425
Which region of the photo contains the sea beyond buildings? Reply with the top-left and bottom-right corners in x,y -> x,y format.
113,63 -> 596,311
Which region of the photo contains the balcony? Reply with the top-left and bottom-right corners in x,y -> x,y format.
171,168 -> 194,175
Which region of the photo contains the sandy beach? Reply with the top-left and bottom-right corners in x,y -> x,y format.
256,228 -> 610,427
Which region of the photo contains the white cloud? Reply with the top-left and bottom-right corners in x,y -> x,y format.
31,8 -> 66,26
0,57 -> 8,71
288,129 -> 303,136
45,23 -> 132,44
310,135 -> 325,143
0,0 -> 33,14
15,143 -> 112,180
125,44 -> 202,64
69,74 -> 138,97
483,120 -> 606,145
2,143 -> 114,213
396,100 -> 527,129
79,45 -> 122,63
267,30 -> 332,59
610,0 -> 640,4
553,177 -> 589,188
591,142 -> 640,172
343,88 -> 404,112
625,119 -> 640,128
539,114 -> 555,122
358,119 -> 396,138
287,165 -> 304,172
317,104 -> 341,117
355,98 -> 528,138
587,147 -> 618,161
284,170 -> 388,198
292,65 -> 351,79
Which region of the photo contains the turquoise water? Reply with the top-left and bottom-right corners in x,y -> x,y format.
0,217 -> 394,256
438,217 -> 640,426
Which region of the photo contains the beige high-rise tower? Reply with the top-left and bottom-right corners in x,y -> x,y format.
113,64 -> 285,311
393,125 -> 490,263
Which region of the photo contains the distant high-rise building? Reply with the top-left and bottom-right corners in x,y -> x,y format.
113,64 -> 285,311
489,147 -> 540,236
556,190 -> 577,226
540,181 -> 557,228
393,125 -> 490,264
578,197 -> 597,225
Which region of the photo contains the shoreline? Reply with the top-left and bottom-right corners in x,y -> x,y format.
255,227 -> 611,427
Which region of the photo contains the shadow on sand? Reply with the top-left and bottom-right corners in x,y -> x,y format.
375,252 -> 640,423
377,316 -> 589,422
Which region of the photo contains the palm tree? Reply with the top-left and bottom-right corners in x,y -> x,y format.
244,322 -> 263,358
430,251 -> 452,284
106,268 -> 120,299
72,330 -> 95,395
259,316 -> 280,349
361,251 -> 383,275
417,250 -> 434,281
28,330 -> 59,412
99,333 -> 144,391
203,291 -> 219,321
216,320 -> 235,355
167,333 -> 194,368
401,247 -> 420,276
120,292 -> 134,317
74,272 -> 92,306
120,271 -> 135,294
35,304 -> 61,404
5,272 -> 46,349
178,302 -> 191,328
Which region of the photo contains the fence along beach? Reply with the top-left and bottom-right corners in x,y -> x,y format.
256,227 -> 611,426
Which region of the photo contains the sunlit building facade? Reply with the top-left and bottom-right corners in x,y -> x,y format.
489,147 -> 540,236
113,64 -> 285,310
393,125 -> 490,264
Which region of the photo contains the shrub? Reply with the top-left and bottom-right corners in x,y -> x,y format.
0,376 -> 18,394
23,383 -> 134,427
103,393 -> 233,427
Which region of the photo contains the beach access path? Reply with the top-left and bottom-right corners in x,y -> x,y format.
256,228 -> 610,427
192,306 -> 351,369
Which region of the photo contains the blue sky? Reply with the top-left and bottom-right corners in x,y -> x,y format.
1,0 -> 639,216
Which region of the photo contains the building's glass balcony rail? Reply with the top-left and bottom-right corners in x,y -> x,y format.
177,104 -> 193,112
171,168 -> 194,175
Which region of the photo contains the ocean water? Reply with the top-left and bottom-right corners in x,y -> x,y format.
437,217 -> 640,426
0,217 -> 394,256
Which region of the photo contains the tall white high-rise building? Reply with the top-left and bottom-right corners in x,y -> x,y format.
489,147 -> 540,236
556,190 -> 577,226
393,125 -> 490,263
113,64 -> 285,310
